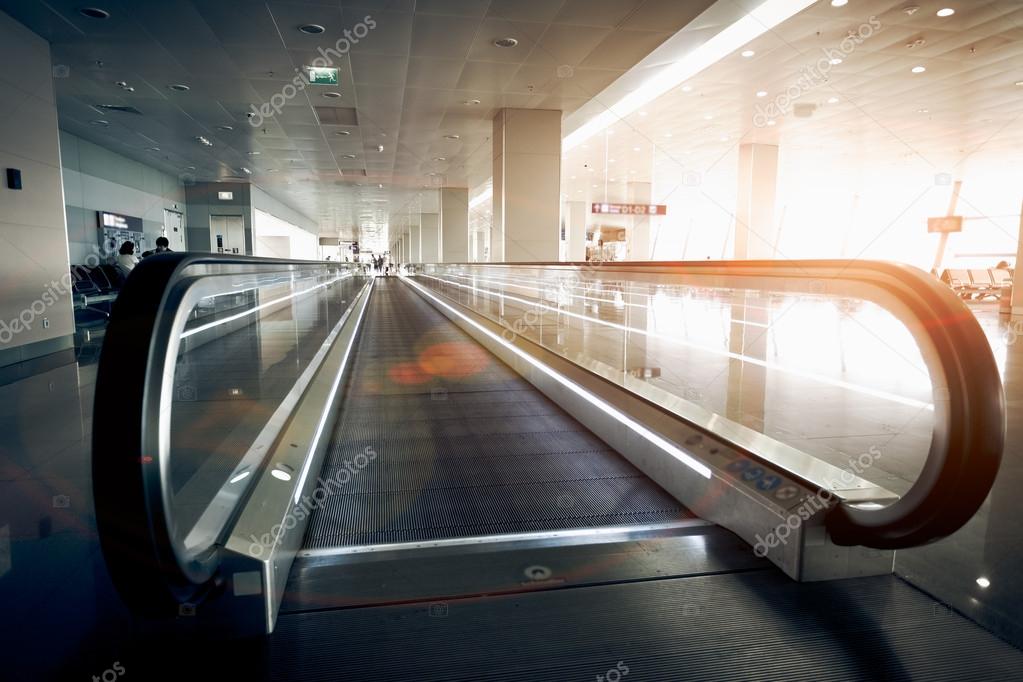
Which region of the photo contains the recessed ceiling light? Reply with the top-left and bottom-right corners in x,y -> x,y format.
216,124 -> 234,131
240,167 -> 252,175
443,134 -> 461,140
1014,81 -> 1023,87
463,99 -> 481,105
168,84 -> 190,92
493,38 -> 519,48
145,147 -> 160,152
912,65 -> 926,73
195,136 -> 213,147
767,119 -> 777,126
376,144 -> 384,152
608,159 -> 616,163
89,119 -> 109,126
79,7 -> 110,19
830,0 -> 848,6
918,108 -> 929,113
299,24 -> 325,34
741,50 -> 755,58
184,166 -> 196,171
827,96 -> 839,104
433,157 -> 446,161
936,8 -> 955,17
681,84 -> 692,92
247,151 -> 261,156
756,90 -> 768,97
976,577 -> 990,588
267,168 -> 278,173
830,57 -> 843,65
703,113 -> 714,120
323,91 -> 342,98
632,147 -> 641,152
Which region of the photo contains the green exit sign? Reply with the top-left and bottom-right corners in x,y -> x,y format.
307,66 -> 339,85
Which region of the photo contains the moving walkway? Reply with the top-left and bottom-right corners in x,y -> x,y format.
91,255 -> 1014,679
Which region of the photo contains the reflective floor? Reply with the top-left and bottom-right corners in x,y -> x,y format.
0,294 -> 1020,678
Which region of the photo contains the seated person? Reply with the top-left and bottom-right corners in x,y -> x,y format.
115,241 -> 138,277
141,236 -> 172,258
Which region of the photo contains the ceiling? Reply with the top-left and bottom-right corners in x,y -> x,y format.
560,0 -> 1023,208
0,0 -> 717,248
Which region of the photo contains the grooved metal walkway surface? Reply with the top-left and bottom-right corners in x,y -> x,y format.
302,278 -> 693,549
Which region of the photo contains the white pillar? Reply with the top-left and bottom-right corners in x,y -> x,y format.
441,188 -> 469,263
734,143 -> 779,260
420,213 -> 440,263
410,219 -> 422,263
493,108 -> 562,262
627,182 -> 652,260
564,201 -> 587,261
1013,199 -> 1023,315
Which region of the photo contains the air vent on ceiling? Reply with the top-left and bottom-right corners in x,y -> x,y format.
314,106 -> 358,126
93,104 -> 143,115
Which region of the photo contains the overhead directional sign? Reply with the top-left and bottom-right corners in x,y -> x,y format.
591,202 -> 667,216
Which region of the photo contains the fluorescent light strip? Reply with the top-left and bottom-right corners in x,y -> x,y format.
421,274 -> 933,411
563,0 -> 817,151
293,278 -> 375,503
182,274 -> 350,338
405,277 -> 713,479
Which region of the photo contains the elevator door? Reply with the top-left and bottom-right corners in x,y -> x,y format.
210,215 -> 246,254
164,210 -> 185,251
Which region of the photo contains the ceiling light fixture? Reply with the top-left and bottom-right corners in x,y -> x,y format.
463,99 -> 481,105
493,38 -> 519,48
741,49 -> 755,57
912,65 -> 927,73
830,0 -> 848,6
216,125 -> 234,131
756,90 -> 768,97
90,119 -> 110,126
563,0 -> 817,151
936,8 -> 955,17
376,145 -> 384,152
195,136 -> 213,147
168,84 -> 190,92
976,577 -> 991,588
681,84 -> 692,92
335,130 -> 351,136
342,154 -> 357,159
830,57 -> 843,64
247,151 -> 260,156
827,96 -> 839,103
323,91 -> 342,98
299,24 -> 325,34
433,157 -> 446,161
145,147 -> 160,152
79,7 -> 110,19
241,167 -> 252,175
443,134 -> 461,140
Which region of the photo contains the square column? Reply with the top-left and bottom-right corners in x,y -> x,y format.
410,219 -> 422,263
493,108 -> 562,262
420,213 -> 440,263
441,188 -> 469,263
627,182 -> 652,260
734,143 -> 779,259
564,201 -> 587,261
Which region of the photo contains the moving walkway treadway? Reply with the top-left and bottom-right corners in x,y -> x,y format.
91,255 -> 1021,680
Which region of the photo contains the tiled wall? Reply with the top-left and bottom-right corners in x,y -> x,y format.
60,131 -> 186,265
0,11 -> 74,364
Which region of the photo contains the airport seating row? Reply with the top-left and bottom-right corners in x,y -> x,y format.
940,268 -> 1013,299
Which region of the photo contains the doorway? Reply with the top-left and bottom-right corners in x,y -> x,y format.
164,209 -> 185,251
210,215 -> 246,254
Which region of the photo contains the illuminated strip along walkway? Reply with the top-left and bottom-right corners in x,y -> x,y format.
300,278 -> 696,550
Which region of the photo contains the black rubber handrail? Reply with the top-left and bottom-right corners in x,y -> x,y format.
92,253 -> 358,615
413,259 -> 1005,550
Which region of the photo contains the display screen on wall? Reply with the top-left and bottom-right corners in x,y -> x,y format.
591,203 -> 667,216
97,211 -> 143,232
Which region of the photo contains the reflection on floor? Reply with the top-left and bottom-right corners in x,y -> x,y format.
0,300 -> 1020,677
